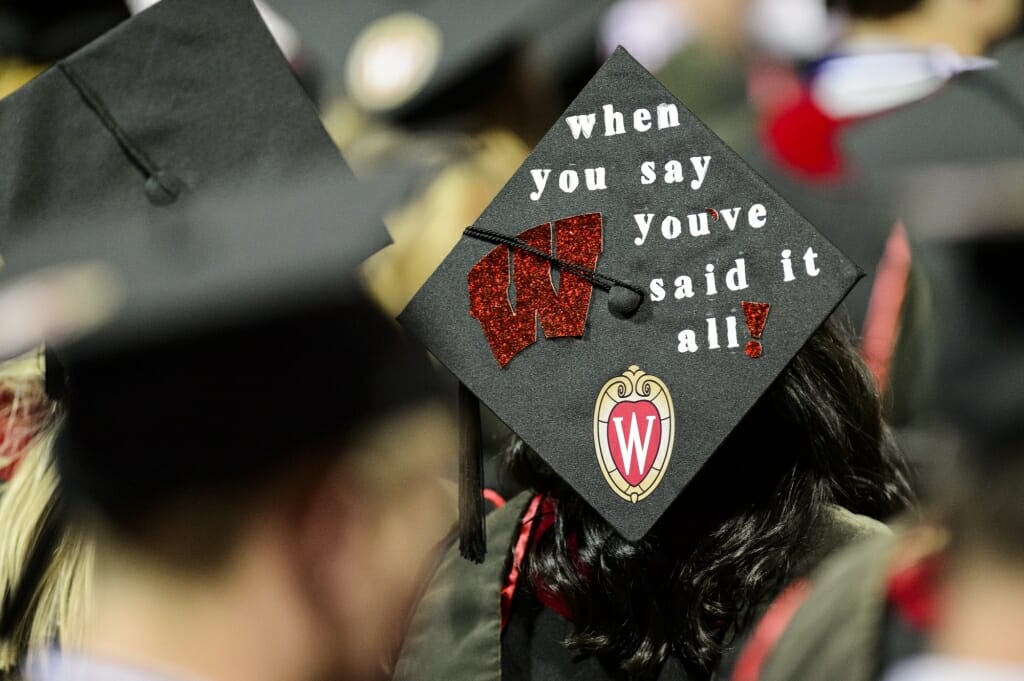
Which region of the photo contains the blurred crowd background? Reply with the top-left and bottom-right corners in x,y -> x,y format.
1,0 -> 1023,679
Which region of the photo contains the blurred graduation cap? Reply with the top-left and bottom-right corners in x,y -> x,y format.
0,0 -> 427,638
892,162 -> 1024,459
276,0 -> 609,123
123,0 -> 324,101
399,47 -> 861,559
344,0 -> 548,123
0,170 -> 439,639
10,173 -> 430,507
0,0 -> 369,258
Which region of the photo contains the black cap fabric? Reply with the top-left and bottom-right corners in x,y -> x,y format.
53,273 -> 440,520
893,163 -> 1024,458
0,173 -> 403,360
336,0 -> 549,117
0,115 -> 434,521
277,0 -> 610,116
400,48 -> 861,541
0,0 -> 367,262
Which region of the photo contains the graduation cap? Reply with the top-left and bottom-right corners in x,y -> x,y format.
0,170 -> 441,639
892,162 -> 1024,457
0,0 -> 430,635
0,0 -> 437,654
0,0 -> 362,258
399,48 -> 861,559
274,0 -> 550,106
337,0 -> 553,121
43,178 -> 436,514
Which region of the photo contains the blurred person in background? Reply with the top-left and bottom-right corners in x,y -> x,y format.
730,165 -> 1024,681
833,25 -> 1021,468
0,1 -> 458,679
765,0 -> 1021,182
844,37 -> 1024,181
602,0 -> 835,151
753,0 -> 1022,428
16,237 -> 455,681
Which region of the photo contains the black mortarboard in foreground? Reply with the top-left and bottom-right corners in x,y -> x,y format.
894,163 -> 1024,458
41,178 -> 439,520
0,0 -> 370,259
400,48 -> 861,556
0,171 -> 441,638
0,0 -> 435,643
0,0 -> 424,504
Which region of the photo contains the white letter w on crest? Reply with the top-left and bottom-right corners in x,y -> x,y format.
612,413 -> 657,476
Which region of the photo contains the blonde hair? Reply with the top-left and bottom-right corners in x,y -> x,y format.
0,351 -> 93,673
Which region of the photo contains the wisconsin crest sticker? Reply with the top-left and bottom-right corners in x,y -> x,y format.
594,366 -> 675,503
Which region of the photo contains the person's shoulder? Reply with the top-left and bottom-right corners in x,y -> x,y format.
733,524 -> 944,681
791,504 -> 892,579
392,491 -> 534,681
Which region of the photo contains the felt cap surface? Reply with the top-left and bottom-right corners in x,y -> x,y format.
0,0 -> 391,357
0,0 -> 374,267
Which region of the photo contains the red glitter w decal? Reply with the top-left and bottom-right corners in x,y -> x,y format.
468,213 -> 603,367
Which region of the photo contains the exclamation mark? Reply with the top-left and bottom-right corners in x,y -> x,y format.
741,302 -> 771,358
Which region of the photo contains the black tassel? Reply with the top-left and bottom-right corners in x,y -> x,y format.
457,383 -> 486,563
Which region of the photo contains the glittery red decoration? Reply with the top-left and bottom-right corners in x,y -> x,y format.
706,208 -> 720,221
468,213 -> 603,367
741,301 -> 771,359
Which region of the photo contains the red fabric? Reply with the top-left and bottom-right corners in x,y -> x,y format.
501,494 -> 547,629
764,91 -> 860,183
501,494 -> 581,628
861,222 -> 913,393
483,488 -> 507,509
731,580 -> 813,681
886,553 -> 943,630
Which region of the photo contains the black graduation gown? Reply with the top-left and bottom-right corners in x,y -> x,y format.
393,493 -> 891,681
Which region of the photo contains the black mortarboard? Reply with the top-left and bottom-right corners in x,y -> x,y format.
0,1 -> 439,645
0,173 -> 441,638
893,163 -> 1024,458
0,0 -> 365,257
400,48 -> 861,553
38,178 -> 438,520
277,0 -> 611,121
336,0 -> 549,120
0,0 -> 420,510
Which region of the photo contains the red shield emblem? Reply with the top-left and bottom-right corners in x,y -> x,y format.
594,366 -> 675,503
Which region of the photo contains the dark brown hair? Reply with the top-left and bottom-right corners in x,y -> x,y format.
507,316 -> 915,679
